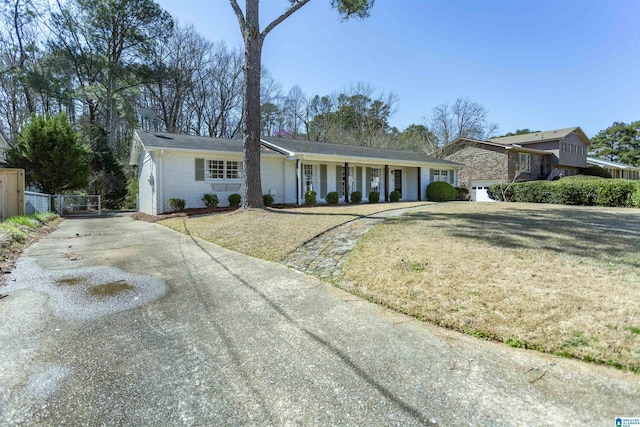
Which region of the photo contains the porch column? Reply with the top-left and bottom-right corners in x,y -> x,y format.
296,159 -> 301,205
384,165 -> 389,202
344,162 -> 350,203
417,167 -> 422,201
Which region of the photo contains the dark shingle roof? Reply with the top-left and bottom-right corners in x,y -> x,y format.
261,137 -> 460,166
133,131 -> 462,167
136,131 -> 245,152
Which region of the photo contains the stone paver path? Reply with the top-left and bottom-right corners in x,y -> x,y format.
285,206 -> 418,278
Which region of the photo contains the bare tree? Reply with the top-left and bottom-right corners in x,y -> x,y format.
431,97 -> 495,145
143,22 -> 213,134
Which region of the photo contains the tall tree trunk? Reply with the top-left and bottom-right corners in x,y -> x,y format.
14,0 -> 35,113
241,0 -> 264,208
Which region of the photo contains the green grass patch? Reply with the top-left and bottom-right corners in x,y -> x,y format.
626,326 -> 640,335
5,215 -> 39,228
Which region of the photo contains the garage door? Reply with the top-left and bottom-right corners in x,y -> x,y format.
471,181 -> 499,202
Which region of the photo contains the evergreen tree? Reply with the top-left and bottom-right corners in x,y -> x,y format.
589,121 -> 640,166
5,113 -> 90,197
85,125 -> 128,209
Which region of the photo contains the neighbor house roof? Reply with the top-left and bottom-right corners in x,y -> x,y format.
587,157 -> 640,171
261,137 -> 462,168
489,127 -> 590,146
440,137 -> 553,156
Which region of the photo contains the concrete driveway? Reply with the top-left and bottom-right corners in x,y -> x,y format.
0,214 -> 638,426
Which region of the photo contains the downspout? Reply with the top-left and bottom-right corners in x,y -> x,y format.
384,165 -> 389,202
344,162 -> 350,203
417,167 -> 422,201
157,149 -> 164,214
296,159 -> 301,205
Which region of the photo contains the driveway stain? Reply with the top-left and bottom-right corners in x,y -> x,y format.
4,257 -> 168,320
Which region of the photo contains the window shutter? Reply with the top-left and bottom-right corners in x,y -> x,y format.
356,167 -> 362,193
430,169 -> 435,182
195,158 -> 205,181
336,166 -> 343,196
366,167 -> 372,195
320,164 -> 327,198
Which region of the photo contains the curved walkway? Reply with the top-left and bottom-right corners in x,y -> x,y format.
285,207 -> 414,278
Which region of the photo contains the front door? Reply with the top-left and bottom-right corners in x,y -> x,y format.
394,169 -> 402,197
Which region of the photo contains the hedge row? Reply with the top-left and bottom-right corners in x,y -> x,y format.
487,177 -> 640,208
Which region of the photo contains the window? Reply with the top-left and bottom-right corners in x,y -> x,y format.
371,168 -> 381,191
207,160 -> 224,179
226,161 -> 243,179
206,160 -> 243,180
304,164 -> 317,192
433,170 -> 449,182
519,153 -> 531,172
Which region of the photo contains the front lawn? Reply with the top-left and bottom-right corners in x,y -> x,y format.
339,202 -> 640,372
159,202 -> 430,261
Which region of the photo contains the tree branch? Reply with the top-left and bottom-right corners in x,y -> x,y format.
262,0 -> 312,38
229,0 -> 246,31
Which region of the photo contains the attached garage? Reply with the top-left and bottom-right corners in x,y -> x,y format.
470,180 -> 499,202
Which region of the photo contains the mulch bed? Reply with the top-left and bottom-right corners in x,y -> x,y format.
131,206 -> 238,223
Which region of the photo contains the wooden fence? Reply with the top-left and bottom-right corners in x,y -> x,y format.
0,169 -> 25,219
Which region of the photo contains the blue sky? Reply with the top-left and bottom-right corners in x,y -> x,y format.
156,0 -> 640,138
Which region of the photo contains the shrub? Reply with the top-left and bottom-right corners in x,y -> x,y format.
630,182 -> 640,208
389,190 -> 401,202
263,194 -> 274,206
168,198 -> 186,211
368,191 -> 380,203
326,191 -> 339,204
582,165 -> 612,178
228,193 -> 241,207
304,190 -> 317,206
426,182 -> 456,202
202,193 -> 219,207
488,177 -> 639,208
454,187 -> 470,201
5,216 -> 39,228
350,191 -> 362,204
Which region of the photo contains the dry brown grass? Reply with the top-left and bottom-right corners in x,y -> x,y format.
159,202 -> 429,261
339,202 -> 640,371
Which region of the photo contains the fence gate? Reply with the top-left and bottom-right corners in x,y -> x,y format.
57,194 -> 101,216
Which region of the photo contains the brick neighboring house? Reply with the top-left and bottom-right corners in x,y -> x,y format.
437,127 -> 591,201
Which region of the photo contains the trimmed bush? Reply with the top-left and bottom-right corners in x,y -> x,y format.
228,193 -> 241,207
426,181 -> 456,202
168,198 -> 186,211
582,165 -> 612,178
488,177 -> 639,208
326,191 -> 340,204
304,190 -> 317,206
350,191 -> 362,204
389,190 -> 401,203
263,194 -> 274,207
202,193 -> 219,207
454,187 -> 470,201
631,182 -> 640,208
368,191 -> 380,203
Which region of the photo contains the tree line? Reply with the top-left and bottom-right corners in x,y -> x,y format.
1,0 -> 636,209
